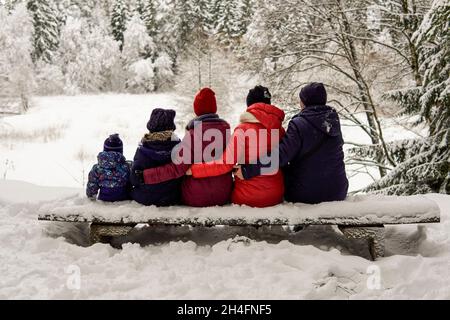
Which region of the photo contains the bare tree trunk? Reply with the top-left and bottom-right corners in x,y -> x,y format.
337,0 -> 391,176
208,50 -> 212,88
198,57 -> 202,90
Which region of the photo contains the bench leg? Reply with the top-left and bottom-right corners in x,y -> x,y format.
338,226 -> 386,261
89,224 -> 134,246
292,225 -> 308,233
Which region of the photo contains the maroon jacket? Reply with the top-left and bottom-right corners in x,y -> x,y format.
143,113 -> 233,207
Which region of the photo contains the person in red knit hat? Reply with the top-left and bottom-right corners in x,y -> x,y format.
188,85 -> 286,208
193,88 -> 217,116
142,88 -> 233,207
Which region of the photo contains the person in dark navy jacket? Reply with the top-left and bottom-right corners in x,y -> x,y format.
130,108 -> 182,206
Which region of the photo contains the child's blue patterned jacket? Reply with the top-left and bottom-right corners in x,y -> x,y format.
86,151 -> 131,202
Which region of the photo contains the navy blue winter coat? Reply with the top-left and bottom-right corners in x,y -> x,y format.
242,105 -> 348,204
130,134 -> 182,206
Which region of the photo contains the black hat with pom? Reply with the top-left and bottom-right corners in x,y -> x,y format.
104,134 -> 124,154
246,85 -> 272,107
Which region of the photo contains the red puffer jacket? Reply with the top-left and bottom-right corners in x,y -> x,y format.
143,113 -> 233,207
191,103 -> 285,208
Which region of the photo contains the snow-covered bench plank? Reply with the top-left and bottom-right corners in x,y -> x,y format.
38,195 -> 440,260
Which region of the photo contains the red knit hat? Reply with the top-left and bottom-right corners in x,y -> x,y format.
193,88 -> 217,116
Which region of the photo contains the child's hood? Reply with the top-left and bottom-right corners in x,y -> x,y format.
244,103 -> 285,130
299,105 -> 341,137
97,151 -> 127,169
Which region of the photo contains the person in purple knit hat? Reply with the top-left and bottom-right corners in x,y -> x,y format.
129,108 -> 182,206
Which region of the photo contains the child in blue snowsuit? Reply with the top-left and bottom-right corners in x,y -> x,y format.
86,134 -> 131,202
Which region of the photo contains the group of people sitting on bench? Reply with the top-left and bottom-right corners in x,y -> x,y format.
86,83 -> 349,208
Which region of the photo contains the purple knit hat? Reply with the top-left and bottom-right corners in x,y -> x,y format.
300,82 -> 327,106
104,134 -> 123,154
147,108 -> 176,133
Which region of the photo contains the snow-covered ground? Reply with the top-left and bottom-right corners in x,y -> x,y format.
0,94 -> 196,188
0,180 -> 448,299
0,94 -> 448,299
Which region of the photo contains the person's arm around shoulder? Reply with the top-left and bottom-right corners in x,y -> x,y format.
241,118 -> 303,180
190,126 -> 239,178
143,162 -> 190,184
129,151 -> 144,187
143,132 -> 191,185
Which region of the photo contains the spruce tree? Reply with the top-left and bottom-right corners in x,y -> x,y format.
237,0 -> 253,37
139,0 -> 157,38
215,0 -> 241,43
365,0 -> 449,195
161,0 -> 196,57
27,0 -> 60,63
205,0 -> 220,33
111,0 -> 129,50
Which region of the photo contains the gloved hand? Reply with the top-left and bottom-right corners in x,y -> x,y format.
134,170 -> 144,184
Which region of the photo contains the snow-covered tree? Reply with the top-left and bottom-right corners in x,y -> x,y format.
27,0 -> 60,63
157,0 -> 207,60
122,13 -> 155,63
215,0 -> 243,44
138,0 -> 157,37
2,0 -> 21,12
172,0 -> 194,51
122,14 -> 156,92
415,0 -> 449,136
237,0 -> 254,37
156,0 -> 180,60
56,17 -> 123,94
154,51 -> 174,91
0,3 -> 35,112
90,3 -> 112,33
243,0 -> 397,178
175,44 -> 237,116
111,0 -> 129,50
205,0 -> 220,32
127,58 -> 155,93
365,0 -> 449,195
35,60 -> 64,95
214,0 -> 254,42
380,0 -> 429,87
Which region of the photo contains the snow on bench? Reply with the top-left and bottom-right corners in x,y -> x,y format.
38,194 -> 440,260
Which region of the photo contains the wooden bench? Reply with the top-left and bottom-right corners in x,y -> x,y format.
38,194 -> 440,261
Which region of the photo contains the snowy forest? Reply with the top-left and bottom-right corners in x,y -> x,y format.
0,0 -> 448,196
0,0 -> 449,301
